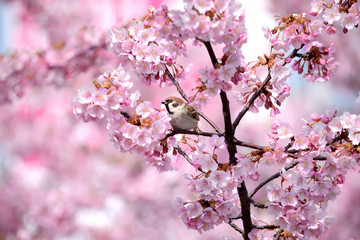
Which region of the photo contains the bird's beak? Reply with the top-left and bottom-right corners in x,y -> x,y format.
161,101 -> 166,104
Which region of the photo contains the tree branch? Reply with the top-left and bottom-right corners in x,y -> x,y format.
198,39 -> 238,165
174,145 -> 204,173
220,90 -> 238,165
196,38 -> 220,67
255,224 -> 280,230
232,72 -> 272,133
238,182 -> 253,240
164,65 -> 189,102
164,129 -> 220,139
249,161 -> 299,198
200,39 -> 253,239
228,220 -> 244,235
248,197 -> 268,209
234,139 -> 266,151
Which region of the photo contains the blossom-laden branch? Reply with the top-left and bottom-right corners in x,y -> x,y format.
0,28 -> 112,104
249,161 -> 300,198
200,38 -> 254,240
232,72 -> 272,133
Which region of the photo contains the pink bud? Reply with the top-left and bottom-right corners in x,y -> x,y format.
311,113 -> 320,122
250,172 -> 260,181
284,57 -> 292,63
321,116 -> 330,124
327,26 -> 336,35
336,174 -> 344,184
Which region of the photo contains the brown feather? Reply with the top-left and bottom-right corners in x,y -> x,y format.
185,104 -> 200,121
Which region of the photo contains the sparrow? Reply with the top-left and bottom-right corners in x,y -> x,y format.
162,96 -> 199,131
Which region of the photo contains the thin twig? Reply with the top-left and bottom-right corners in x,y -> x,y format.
255,224 -> 280,230
284,44 -> 305,66
164,65 -> 221,133
120,111 -> 131,119
247,132 -> 346,198
164,65 -> 189,102
234,139 -> 265,151
174,146 -> 206,173
164,129 -> 221,138
232,72 -> 272,133
249,161 -> 299,198
248,198 -> 268,209
228,220 -> 244,235
284,137 -> 295,151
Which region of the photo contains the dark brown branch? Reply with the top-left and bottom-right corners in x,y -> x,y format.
164,65 -> 221,133
249,161 -> 299,198
120,111 -> 131,119
284,137 -> 295,151
228,220 -> 244,235
248,198 -> 268,209
232,72 -> 272,133
234,139 -> 265,151
255,224 -> 280,230
174,146 -> 205,173
174,146 -> 193,165
164,65 -> 189,102
220,90 -> 238,165
284,44 -> 305,65
164,129 -> 220,138
200,39 -> 253,240
196,38 -> 220,67
198,40 -> 237,165
238,183 -> 253,240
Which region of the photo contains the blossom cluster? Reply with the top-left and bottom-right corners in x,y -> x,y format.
173,136 -> 243,232
311,0 -> 360,32
265,109 -> 360,238
72,66 -> 177,171
0,25 -> 112,104
107,0 -> 248,92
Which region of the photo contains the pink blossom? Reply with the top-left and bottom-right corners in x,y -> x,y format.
248,229 -> 264,240
323,7 -> 341,24
293,134 -> 309,150
260,152 -> 275,166
339,112 -> 356,128
186,201 -> 203,219
87,104 -> 107,119
209,135 -> 226,149
310,0 -> 323,15
198,154 -> 218,172
77,88 -> 94,104
135,101 -> 154,118
195,178 -> 213,195
128,20 -> 144,40
328,117 -> 342,132
267,184 -> 284,202
276,122 -> 293,139
193,0 -> 214,14
208,170 -> 230,188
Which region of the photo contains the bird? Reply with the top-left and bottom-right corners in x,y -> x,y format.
162,96 -> 200,131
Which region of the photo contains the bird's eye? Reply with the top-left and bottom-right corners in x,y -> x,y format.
171,102 -> 179,107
